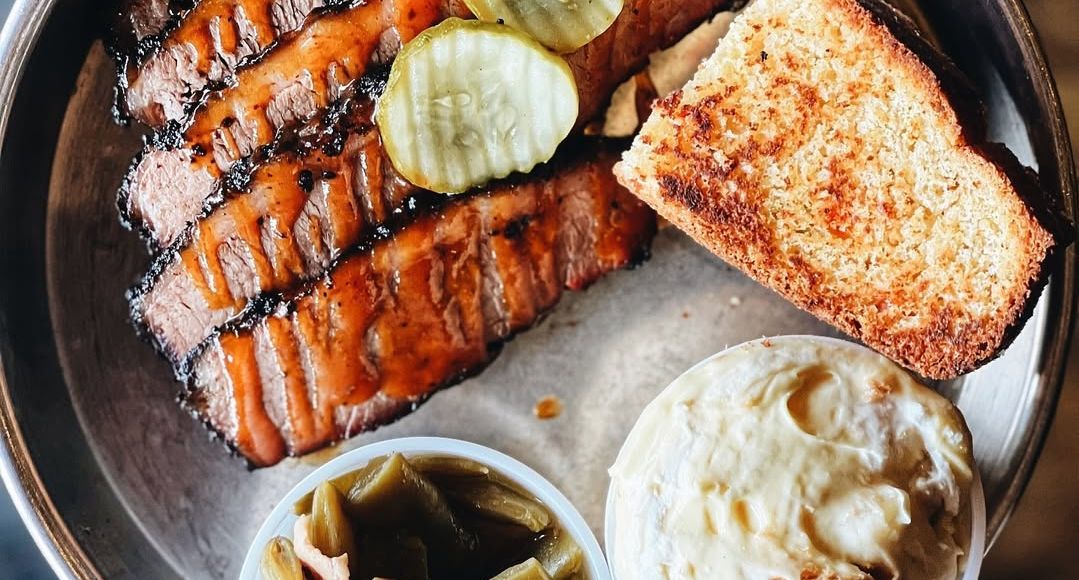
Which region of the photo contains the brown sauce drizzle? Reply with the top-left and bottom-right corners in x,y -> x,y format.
374,213 -> 471,399
200,146 -> 658,464
175,126 -> 386,315
219,331 -> 287,466
263,316 -> 326,454
129,0 -> 278,89
291,257 -> 383,425
183,0 -> 448,180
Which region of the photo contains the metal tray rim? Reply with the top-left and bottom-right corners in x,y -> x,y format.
0,1 -> 101,578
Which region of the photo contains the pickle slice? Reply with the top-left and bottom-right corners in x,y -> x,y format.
464,0 -> 624,52
377,18 -> 578,194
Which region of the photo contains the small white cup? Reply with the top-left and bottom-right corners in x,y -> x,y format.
963,469 -> 987,580
240,436 -> 611,579
604,335 -> 987,580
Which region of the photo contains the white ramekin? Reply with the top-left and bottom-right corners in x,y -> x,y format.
604,335 -> 987,580
240,436 -> 611,579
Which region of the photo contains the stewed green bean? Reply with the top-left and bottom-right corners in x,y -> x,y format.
309,482 -> 356,560
268,453 -> 587,579
492,557 -> 555,580
259,537 -> 303,580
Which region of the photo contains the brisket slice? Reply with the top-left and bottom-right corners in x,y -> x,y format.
119,0 -> 734,250
119,0 -> 463,249
108,0 -> 196,52
183,142 -> 656,466
129,98 -> 420,361
121,0 -> 356,127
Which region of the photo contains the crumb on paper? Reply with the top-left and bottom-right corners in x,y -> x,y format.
729,296 -> 742,307
761,337 -> 773,347
534,395 -> 564,420
682,310 -> 691,319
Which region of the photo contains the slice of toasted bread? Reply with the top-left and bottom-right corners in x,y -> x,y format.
614,0 -> 1068,379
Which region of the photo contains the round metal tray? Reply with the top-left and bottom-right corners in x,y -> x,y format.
0,0 -> 1075,578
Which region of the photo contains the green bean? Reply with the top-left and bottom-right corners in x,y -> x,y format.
491,557 -> 554,580
412,455 -> 528,498
285,453 -> 585,578
346,454 -> 476,557
259,537 -> 303,580
309,482 -> 356,560
293,455 -> 390,515
355,532 -> 430,580
442,480 -> 551,533
534,530 -> 583,579
410,455 -> 491,479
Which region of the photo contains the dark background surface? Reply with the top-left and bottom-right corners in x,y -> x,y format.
0,0 -> 1076,577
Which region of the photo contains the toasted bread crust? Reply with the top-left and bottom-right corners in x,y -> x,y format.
616,0 -> 1070,379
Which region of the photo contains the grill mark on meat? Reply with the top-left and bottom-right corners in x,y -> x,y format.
181,144 -> 655,466
481,190 -> 546,333
119,0 -> 733,249
217,234 -> 261,300
289,250 -> 383,442
354,131 -> 389,225
523,182 -> 566,308
325,61 -> 351,101
120,1 -> 458,250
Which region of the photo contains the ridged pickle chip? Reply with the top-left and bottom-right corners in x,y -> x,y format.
464,0 -> 624,52
376,19 -> 578,194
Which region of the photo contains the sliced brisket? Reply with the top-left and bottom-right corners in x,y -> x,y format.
121,0 -> 355,127
183,142 -> 655,465
119,0 -> 734,250
120,0 -> 462,249
109,0 -> 196,51
129,98 -> 421,360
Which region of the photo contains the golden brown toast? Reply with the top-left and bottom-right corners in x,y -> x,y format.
614,0 -> 1068,379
